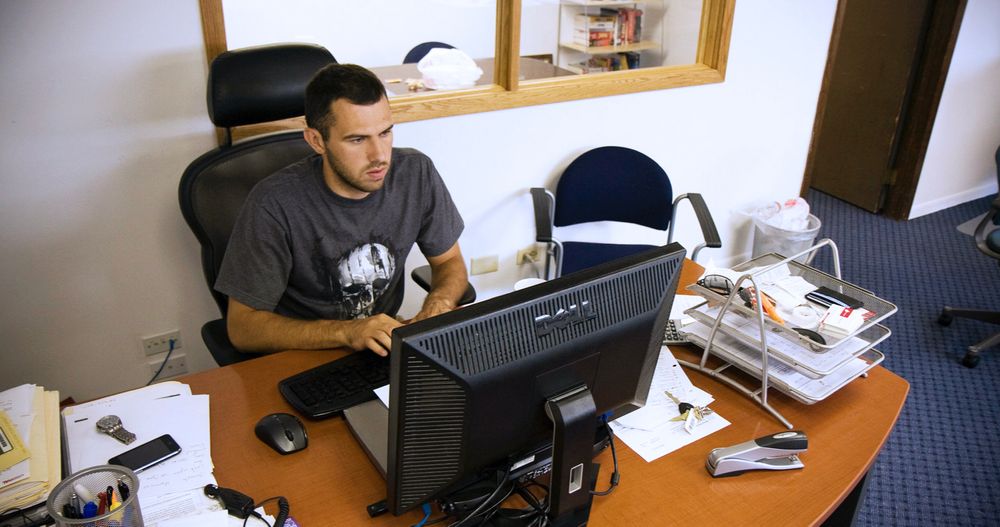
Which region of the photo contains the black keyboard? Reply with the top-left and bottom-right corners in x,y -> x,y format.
278,352 -> 390,419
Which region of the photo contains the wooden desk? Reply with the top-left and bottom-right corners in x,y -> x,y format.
180,262 -> 908,525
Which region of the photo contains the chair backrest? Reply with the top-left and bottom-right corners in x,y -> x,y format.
553,146 -> 673,230
179,43 -> 335,316
403,41 -> 456,64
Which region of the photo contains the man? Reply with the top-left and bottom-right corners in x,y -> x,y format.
214,64 -> 468,357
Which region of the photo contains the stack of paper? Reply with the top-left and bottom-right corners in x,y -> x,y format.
61,382 -> 221,526
0,384 -> 60,512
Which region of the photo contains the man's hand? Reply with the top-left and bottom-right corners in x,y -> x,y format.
342,314 -> 403,356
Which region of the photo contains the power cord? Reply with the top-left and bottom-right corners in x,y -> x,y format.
204,485 -> 289,527
590,420 -> 620,496
146,338 -> 177,385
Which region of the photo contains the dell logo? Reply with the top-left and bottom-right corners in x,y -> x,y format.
534,301 -> 598,337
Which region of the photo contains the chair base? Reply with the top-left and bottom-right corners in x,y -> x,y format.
938,307 -> 1000,368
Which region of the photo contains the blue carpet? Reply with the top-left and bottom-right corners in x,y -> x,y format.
805,189 -> 1000,526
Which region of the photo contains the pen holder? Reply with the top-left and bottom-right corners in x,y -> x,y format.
46,464 -> 143,527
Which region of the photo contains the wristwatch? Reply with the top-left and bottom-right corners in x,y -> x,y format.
96,415 -> 137,445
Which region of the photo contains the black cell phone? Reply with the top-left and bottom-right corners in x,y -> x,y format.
805,286 -> 863,309
108,434 -> 182,473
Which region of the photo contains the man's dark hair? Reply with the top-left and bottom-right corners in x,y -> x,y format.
305,64 -> 388,139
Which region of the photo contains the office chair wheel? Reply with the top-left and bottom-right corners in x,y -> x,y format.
937,310 -> 954,326
961,351 -> 981,368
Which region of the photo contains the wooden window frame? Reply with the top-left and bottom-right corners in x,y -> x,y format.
199,0 -> 735,141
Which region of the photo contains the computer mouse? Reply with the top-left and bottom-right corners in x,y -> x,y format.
254,413 -> 308,455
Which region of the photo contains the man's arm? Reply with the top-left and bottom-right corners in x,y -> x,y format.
226,298 -> 401,356
411,242 -> 468,322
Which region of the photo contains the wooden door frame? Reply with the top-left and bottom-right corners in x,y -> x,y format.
800,0 -> 967,220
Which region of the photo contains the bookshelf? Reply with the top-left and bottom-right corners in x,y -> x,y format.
556,0 -> 664,74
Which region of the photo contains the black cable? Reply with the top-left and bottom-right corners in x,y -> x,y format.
590,421 -> 620,496
450,465 -> 512,527
242,511 -> 270,527
253,496 -> 289,527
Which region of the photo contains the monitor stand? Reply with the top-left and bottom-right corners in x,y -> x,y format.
344,388 -> 605,526
544,386 -> 598,527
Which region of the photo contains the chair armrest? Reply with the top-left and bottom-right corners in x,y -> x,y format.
530,187 -> 555,243
671,193 -> 722,261
201,318 -> 254,367
530,187 -> 563,278
410,266 -> 477,306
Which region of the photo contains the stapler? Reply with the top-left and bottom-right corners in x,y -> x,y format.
706,431 -> 807,477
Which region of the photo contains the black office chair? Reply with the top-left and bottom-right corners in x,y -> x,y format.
531,146 -> 721,279
179,43 -> 335,366
938,145 -> 1000,368
402,41 -> 455,64
180,44 -> 474,366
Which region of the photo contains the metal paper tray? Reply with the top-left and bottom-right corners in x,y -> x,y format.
686,253 -> 897,350
681,322 -> 885,404
686,304 -> 891,378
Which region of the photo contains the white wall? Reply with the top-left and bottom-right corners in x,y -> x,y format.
0,1 -> 218,400
224,0 -> 498,67
909,0 -> 1000,218
0,0 -> 839,401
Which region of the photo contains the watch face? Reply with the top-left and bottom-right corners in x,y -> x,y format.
97,415 -> 119,430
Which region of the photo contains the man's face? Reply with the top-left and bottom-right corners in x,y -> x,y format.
310,97 -> 394,199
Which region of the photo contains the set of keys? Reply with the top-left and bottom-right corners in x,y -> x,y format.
664,389 -> 714,434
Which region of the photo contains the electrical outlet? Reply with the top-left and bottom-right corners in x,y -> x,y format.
516,245 -> 542,265
470,255 -> 499,275
148,353 -> 188,378
142,330 -> 182,356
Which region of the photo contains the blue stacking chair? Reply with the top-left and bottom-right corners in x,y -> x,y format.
403,41 -> 455,64
531,146 -> 721,279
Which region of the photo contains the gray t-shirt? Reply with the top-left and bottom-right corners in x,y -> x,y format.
215,147 -> 464,320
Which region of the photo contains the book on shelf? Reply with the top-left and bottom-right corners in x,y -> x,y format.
573,14 -> 617,47
599,7 -> 644,46
0,384 -> 60,513
572,52 -> 640,73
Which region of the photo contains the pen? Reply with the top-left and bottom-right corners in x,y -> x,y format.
82,501 -> 97,518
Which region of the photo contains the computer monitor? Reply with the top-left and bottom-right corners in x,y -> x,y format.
387,243 -> 685,524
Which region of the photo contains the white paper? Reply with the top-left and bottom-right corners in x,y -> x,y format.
140,488 -> 223,527
692,304 -> 877,376
374,384 -> 390,408
610,347 -> 729,462
62,384 -> 215,500
159,508 -> 229,527
669,294 -> 705,323
682,322 -> 871,401
0,384 -> 36,441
